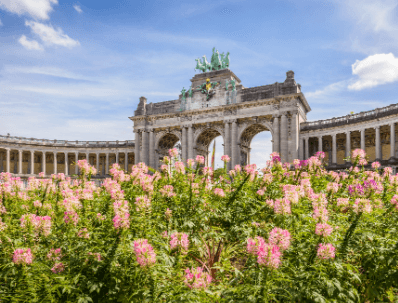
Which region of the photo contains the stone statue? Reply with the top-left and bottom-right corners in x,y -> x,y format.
181,87 -> 187,101
195,49 -> 230,72
201,55 -> 212,72
225,80 -> 229,91
195,58 -> 206,73
223,52 -> 230,69
188,85 -> 193,98
230,77 -> 236,91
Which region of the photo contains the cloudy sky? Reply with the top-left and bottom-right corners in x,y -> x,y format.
1,0 -> 398,168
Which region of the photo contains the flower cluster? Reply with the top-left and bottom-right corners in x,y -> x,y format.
77,159 -> 97,176
133,239 -> 156,268
184,267 -> 212,289
13,248 -> 33,265
317,243 -> 336,260
170,232 -> 189,253
20,214 -> 52,236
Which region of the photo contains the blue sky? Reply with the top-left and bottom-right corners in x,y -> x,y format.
1,0 -> 398,168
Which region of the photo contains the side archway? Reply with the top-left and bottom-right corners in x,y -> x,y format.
239,122 -> 273,167
194,127 -> 224,166
155,131 -> 181,168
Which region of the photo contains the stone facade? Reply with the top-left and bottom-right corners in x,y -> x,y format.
130,69 -> 310,170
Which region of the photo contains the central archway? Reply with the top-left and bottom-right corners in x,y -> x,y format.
195,127 -> 224,167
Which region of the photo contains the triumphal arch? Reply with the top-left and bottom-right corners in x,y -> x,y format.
130,49 -> 311,170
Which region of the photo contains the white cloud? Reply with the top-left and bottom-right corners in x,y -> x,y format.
25,21 -> 80,48
348,53 -> 398,90
18,35 -> 43,50
0,0 -> 58,20
73,4 -> 82,14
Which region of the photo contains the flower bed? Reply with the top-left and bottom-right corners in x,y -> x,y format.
0,151 -> 397,302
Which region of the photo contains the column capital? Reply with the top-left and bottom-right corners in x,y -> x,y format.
318,135 -> 323,139
331,133 -> 337,138
19,149 -> 23,154
390,122 -> 395,126
375,125 -> 380,129
30,150 -> 34,154
272,114 -> 280,118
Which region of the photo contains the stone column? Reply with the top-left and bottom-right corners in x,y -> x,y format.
305,137 -> 309,160
300,138 -> 305,160
6,149 -> 10,173
181,127 -> 187,161
391,123 -> 395,159
125,152 -> 128,172
134,131 -> 141,164
18,150 -> 22,174
105,153 -> 109,175
272,115 -> 280,153
149,130 -> 155,167
30,151 -> 35,175
64,152 -> 68,176
332,134 -> 337,164
115,152 -> 119,167
231,120 -> 238,167
86,152 -> 89,163
375,126 -> 381,160
42,151 -> 46,175
292,112 -> 298,160
141,130 -> 148,165
360,129 -> 366,151
224,121 -> 230,170
96,153 -> 100,174
345,131 -> 351,163
75,153 -> 79,175
188,125 -> 194,160
318,136 -> 323,153
280,113 -> 288,163
53,152 -> 57,174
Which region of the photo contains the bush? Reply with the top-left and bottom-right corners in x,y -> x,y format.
0,152 -> 397,302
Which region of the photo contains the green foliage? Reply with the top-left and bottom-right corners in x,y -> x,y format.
0,155 -> 398,302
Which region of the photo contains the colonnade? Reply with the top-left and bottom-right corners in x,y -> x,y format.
135,119 -> 247,170
301,122 -> 397,165
0,149 -> 134,177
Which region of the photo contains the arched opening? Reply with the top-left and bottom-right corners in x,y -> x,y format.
195,128 -> 223,167
240,123 -> 272,169
157,133 -> 181,168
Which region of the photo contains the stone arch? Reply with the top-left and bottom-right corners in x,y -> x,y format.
238,121 -> 273,166
194,127 -> 224,162
155,131 -> 181,166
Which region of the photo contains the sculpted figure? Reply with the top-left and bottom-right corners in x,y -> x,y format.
230,77 -> 236,91
225,80 -> 229,91
181,87 -> 187,101
188,86 -> 193,98
195,58 -> 206,73
223,52 -> 230,69
202,55 -> 212,72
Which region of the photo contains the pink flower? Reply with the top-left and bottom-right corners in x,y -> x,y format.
160,185 -> 176,197
195,155 -> 205,165
336,198 -> 349,207
174,161 -> 185,174
187,159 -> 195,168
214,188 -> 225,197
257,243 -> 282,269
133,239 -> 156,268
372,161 -> 381,169
51,262 -> 65,273
184,267 -> 212,289
268,227 -> 291,251
353,198 -> 372,214
317,243 -> 335,260
391,195 -> 398,210
170,232 -> 189,253
315,223 -> 333,237
221,155 -> 231,163
274,198 -> 291,215
77,228 -> 90,239
13,248 -> 33,265
113,213 -> 130,229
135,195 -> 151,211
203,167 -> 213,176
38,172 -> 45,177
64,211 -> 79,226
47,248 -> 62,261
247,236 -> 266,255
257,189 -> 265,196
168,148 -> 179,158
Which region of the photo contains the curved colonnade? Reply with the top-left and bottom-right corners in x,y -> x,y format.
0,135 -> 135,178
300,103 -> 398,169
